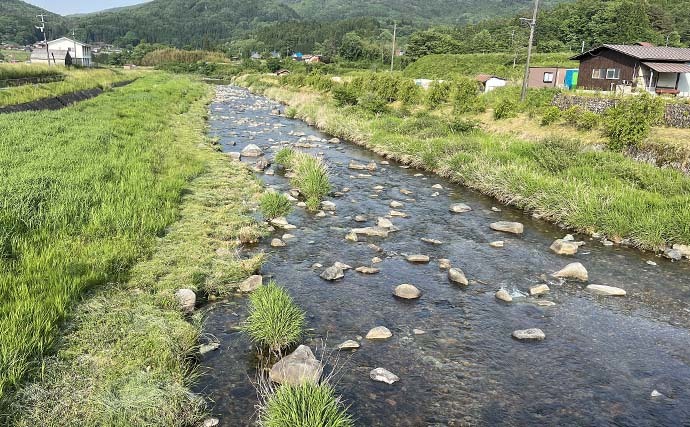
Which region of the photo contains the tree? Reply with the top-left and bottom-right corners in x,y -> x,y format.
339,32 -> 366,61
406,30 -> 462,60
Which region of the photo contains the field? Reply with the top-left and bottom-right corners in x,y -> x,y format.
0,73 -> 265,425
0,49 -> 30,62
0,64 -> 62,81
403,52 -> 579,81
0,67 -> 143,107
239,74 -> 690,250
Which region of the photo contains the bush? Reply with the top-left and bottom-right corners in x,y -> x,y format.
450,77 -> 482,113
575,110 -> 600,131
426,81 -> 452,108
447,118 -> 480,133
358,92 -> 388,114
285,107 -> 297,119
604,94 -> 665,151
274,148 -> 296,166
259,192 -> 292,220
291,153 -> 331,211
493,99 -> 518,120
540,106 -> 562,126
243,281 -> 305,352
332,84 -> 359,107
259,383 -> 353,427
396,79 -> 422,105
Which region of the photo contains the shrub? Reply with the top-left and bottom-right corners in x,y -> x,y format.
450,77 -> 482,113
291,153 -> 331,211
575,110 -> 600,131
243,281 -> 305,352
426,81 -> 452,108
562,105 -> 583,125
604,94 -> 665,151
259,383 -> 353,427
259,192 -> 292,220
274,148 -> 296,167
332,84 -> 359,107
358,92 -> 388,114
285,107 -> 297,119
493,99 -> 518,120
540,106 -> 562,126
396,79 -> 422,105
447,118 -> 480,134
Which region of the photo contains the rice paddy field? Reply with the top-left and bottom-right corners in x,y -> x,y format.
0,73 -> 223,408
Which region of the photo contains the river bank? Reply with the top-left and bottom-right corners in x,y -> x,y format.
235,74 -> 690,255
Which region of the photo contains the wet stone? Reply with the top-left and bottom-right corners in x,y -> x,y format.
394,284 -> 422,299
421,238 -> 443,245
530,284 -> 550,296
356,266 -> 380,274
271,238 -> 286,247
320,266 -> 344,281
552,262 -> 589,281
269,345 -> 323,386
407,254 -> 430,263
175,289 -> 196,313
448,268 -> 469,286
370,368 -> 399,385
241,144 -> 263,157
495,289 -> 513,302
239,275 -> 263,292
490,241 -> 505,248
366,326 -> 392,340
512,328 -> 546,341
449,203 -> 472,213
438,259 -> 452,270
586,284 -> 626,296
490,221 -> 524,235
338,340 -> 360,350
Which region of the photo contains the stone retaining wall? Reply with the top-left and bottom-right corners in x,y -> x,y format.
552,94 -> 690,128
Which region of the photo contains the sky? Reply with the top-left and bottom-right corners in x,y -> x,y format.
25,0 -> 150,15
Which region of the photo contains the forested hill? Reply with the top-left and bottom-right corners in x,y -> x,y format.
0,0 -> 67,45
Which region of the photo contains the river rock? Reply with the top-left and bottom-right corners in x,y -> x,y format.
241,144 -> 263,157
352,227 -> 389,238
175,289 -> 196,313
550,239 -> 580,255
356,266 -> 380,274
448,268 -> 469,286
370,368 -> 399,385
345,232 -> 358,242
552,262 -> 588,281
239,275 -> 263,292
321,201 -> 336,212
228,152 -> 241,161
432,184 -> 443,189
269,345 -> 323,386
253,158 -> 270,171
202,418 -> 220,427
334,262 -> 352,270
329,138 -> 340,144
449,203 -> 472,213
421,238 -> 443,245
271,238 -> 286,247
663,248 -> 683,261
394,284 -> 421,299
389,210 -> 408,218
390,200 -> 404,208
438,259 -> 452,269
366,326 -> 392,340
377,217 -> 394,229
355,215 -> 368,222
320,266 -> 344,281
199,342 -> 220,355
495,289 -> 513,302
529,284 -> 550,296
400,189 -> 413,195
490,221 -> 524,234
372,257 -> 383,264
270,217 -> 296,230
512,328 -> 545,341
672,244 -> 690,259
490,241 -> 505,248
338,340 -> 360,350
586,284 -> 626,296
407,254 -> 430,263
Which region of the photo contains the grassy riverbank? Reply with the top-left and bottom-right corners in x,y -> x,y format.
0,67 -> 143,107
0,73 -> 265,424
237,74 -> 690,251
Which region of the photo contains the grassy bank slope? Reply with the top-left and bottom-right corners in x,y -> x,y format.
239,75 -> 690,250
0,73 -> 264,423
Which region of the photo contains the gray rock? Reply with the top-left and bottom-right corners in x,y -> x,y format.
586,284 -> 626,296
438,259 -> 452,270
355,266 -> 380,274
241,144 -> 263,157
663,248 -> 683,261
490,221 -> 524,234
271,238 -> 286,247
351,227 -> 389,238
334,262 -> 352,270
495,289 -> 513,302
239,275 -> 263,292
321,201 -> 336,212
269,345 -> 323,386
672,244 -> 690,259
377,217 -> 394,229
449,203 -> 472,213
389,210 -> 408,218
529,284 -> 550,296
203,418 -> 220,427
552,262 -> 588,281
407,254 -> 430,263
394,284 -> 421,299
448,268 -> 468,286
421,238 -> 443,245
320,266 -> 344,281
354,215 -> 368,222
389,200 -> 404,208
199,342 -> 220,355
370,368 -> 399,384
338,340 -> 360,350
175,289 -> 196,313
512,328 -> 545,341
550,239 -> 580,255
227,152 -> 241,161
366,326 -> 392,340
490,241 -> 505,248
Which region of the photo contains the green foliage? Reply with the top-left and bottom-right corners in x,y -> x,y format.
426,81 -> 452,108
358,92 -> 388,114
450,77 -> 482,113
448,118 -> 480,134
290,153 -> 331,211
0,65 -> 62,82
243,281 -> 305,352
493,98 -> 518,120
540,106 -> 562,126
304,73 -> 334,92
266,58 -> 282,73
332,84 -> 359,107
274,147 -> 296,166
285,107 -> 298,119
604,94 -> 665,150
563,105 -> 600,130
259,383 -> 353,427
259,192 -> 292,220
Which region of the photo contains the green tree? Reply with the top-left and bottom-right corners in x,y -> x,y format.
339,32 -> 365,61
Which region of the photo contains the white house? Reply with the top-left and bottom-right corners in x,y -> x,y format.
30,37 -> 93,67
476,74 -> 507,93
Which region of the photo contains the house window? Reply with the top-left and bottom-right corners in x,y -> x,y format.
543,72 -> 555,83
606,68 -> 620,80
592,69 -> 605,79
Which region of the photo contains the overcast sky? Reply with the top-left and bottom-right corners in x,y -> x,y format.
26,0 -> 150,15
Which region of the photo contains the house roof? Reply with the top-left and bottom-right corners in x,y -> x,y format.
48,37 -> 91,47
572,44 -> 690,62
475,74 -> 505,83
642,62 -> 690,73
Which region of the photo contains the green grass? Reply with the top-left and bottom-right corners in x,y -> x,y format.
291,153 -> 331,211
403,52 -> 578,81
244,281 -> 305,352
0,68 -> 143,107
274,147 -> 296,166
240,77 -> 690,250
259,383 -> 353,427
3,72 -> 268,425
260,191 -> 293,220
0,64 -> 62,81
0,50 -> 30,62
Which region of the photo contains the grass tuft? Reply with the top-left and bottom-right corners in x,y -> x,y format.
260,192 -> 293,220
291,153 -> 331,212
259,382 -> 353,427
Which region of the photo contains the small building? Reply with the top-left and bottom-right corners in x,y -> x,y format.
270,51 -> 281,59
528,67 -> 569,89
30,37 -> 92,67
250,52 -> 262,60
476,74 -> 507,93
571,44 -> 690,96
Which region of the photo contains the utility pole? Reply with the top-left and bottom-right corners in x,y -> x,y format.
72,29 -> 77,65
390,22 -> 397,73
520,0 -> 539,102
581,40 -> 585,53
511,29 -> 517,68
36,14 -> 49,66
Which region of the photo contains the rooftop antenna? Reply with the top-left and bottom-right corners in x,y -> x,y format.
520,0 -> 540,102
36,14 -> 49,65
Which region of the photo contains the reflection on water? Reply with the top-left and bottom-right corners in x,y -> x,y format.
194,86 -> 690,426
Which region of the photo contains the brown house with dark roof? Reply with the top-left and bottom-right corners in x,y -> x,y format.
571,44 -> 690,96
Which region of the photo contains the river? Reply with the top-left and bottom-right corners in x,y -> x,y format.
194,85 -> 690,426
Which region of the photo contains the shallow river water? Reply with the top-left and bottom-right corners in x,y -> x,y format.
195,86 -> 690,426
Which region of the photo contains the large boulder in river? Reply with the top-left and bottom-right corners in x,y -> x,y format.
512,328 -> 545,341
175,289 -> 196,313
241,144 -> 263,157
490,221 -> 524,235
550,239 -> 580,255
448,268 -> 468,286
394,284 -> 421,299
320,265 -> 344,281
552,262 -> 588,281
269,345 -> 323,386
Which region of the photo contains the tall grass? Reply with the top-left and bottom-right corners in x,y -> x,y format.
140,48 -> 228,67
291,153 -> 331,211
260,191 -> 292,220
0,74 -> 205,400
0,64 -> 62,80
244,281 -> 305,352
258,383 -> 353,427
